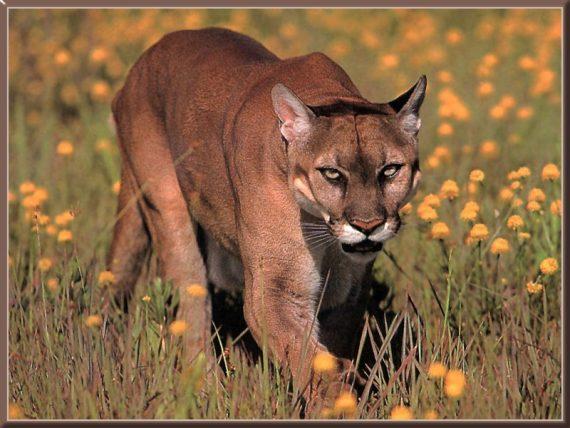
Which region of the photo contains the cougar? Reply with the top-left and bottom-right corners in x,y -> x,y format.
108,27 -> 425,408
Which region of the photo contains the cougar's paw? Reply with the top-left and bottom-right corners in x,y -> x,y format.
307,379 -> 358,419
337,357 -> 366,387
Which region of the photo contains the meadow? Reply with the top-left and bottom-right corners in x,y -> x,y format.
8,9 -> 562,420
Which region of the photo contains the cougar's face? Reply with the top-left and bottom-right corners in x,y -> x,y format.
271,77 -> 426,262
289,114 -> 421,262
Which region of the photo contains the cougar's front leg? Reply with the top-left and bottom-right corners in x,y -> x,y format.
240,237 -> 352,413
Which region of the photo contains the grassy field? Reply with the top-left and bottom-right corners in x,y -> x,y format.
8,9 -> 562,420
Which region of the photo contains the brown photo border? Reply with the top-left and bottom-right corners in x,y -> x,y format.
1,1 -> 568,426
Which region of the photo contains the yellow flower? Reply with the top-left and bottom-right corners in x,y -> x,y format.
490,238 -> 510,255
186,284 -> 207,298
460,207 -> 477,222
54,49 -> 71,66
90,80 -> 111,102
516,106 -> 534,119
98,270 -> 116,285
423,194 -> 441,208
313,351 -> 336,373
399,203 -> 412,215
90,47 -> 109,63
417,204 -> 438,222
46,225 -> 57,236
499,95 -> 516,109
510,180 -> 522,191
424,410 -> 438,420
526,281 -> 543,294
379,53 -> 399,69
21,195 -> 41,209
540,258 -> 558,275
489,104 -> 506,119
482,53 -> 498,67
507,215 -> 524,230
517,167 -> 531,179
446,28 -> 463,44
477,81 -> 494,96
55,211 -> 75,226
512,198 -> 523,208
38,257 -> 53,272
9,403 -> 24,419
359,29 -> 379,49
444,369 -> 466,398
464,201 -> 480,212
507,170 -> 520,181
541,163 -> 560,181
518,232 -> 531,240
433,146 -> 452,162
85,314 -> 103,328
550,200 -> 562,216
19,181 -> 36,194
390,405 -> 413,420
526,201 -> 541,212
56,140 -> 74,156
518,55 -> 536,70
35,214 -> 50,226
427,362 -> 447,378
25,189 -> 48,210
469,224 -> 489,241
479,140 -> 499,158
57,230 -> 73,243
437,70 -> 453,83
112,181 -> 121,195
333,391 -> 357,416
437,122 -> 454,136
528,188 -> 546,202
426,155 -> 441,169
531,68 -> 555,95
142,295 -> 151,303
431,222 -> 450,240
469,169 -> 485,182
169,320 -> 189,336
46,277 -> 58,292
439,180 -> 459,200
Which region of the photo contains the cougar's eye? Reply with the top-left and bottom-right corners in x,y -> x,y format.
319,168 -> 343,182
381,164 -> 402,179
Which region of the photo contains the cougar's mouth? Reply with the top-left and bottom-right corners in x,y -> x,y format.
341,240 -> 383,254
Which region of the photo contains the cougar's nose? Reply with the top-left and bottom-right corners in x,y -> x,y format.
349,218 -> 384,235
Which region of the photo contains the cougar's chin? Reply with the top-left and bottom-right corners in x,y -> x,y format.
339,238 -> 383,264
341,240 -> 383,254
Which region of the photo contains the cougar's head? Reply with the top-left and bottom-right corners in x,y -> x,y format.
271,76 -> 426,263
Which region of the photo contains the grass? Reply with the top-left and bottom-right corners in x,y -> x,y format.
8,9 -> 562,419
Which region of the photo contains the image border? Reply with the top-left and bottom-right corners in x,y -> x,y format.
1,1 -> 567,426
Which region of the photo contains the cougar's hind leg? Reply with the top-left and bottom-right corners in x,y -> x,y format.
115,108 -> 211,363
107,161 -> 151,309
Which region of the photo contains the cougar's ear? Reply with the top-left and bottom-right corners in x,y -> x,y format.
388,75 -> 427,136
271,83 -> 315,143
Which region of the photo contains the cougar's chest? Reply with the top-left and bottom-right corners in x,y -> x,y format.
204,230 -> 366,311
310,245 -> 368,310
